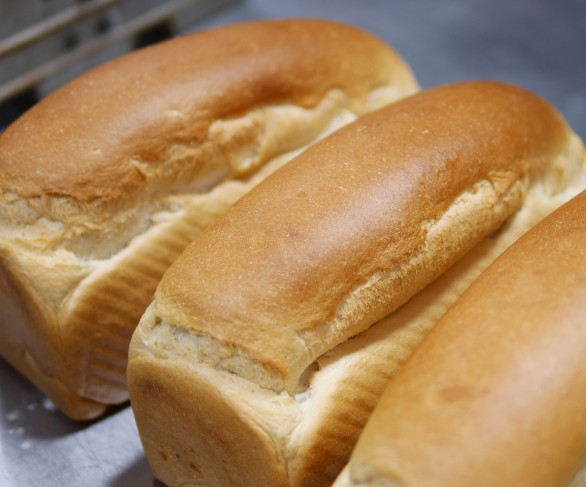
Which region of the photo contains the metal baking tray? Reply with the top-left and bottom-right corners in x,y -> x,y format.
1,0 -> 584,485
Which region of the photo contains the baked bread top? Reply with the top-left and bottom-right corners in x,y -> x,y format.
0,19 -> 415,258
152,81 -> 573,394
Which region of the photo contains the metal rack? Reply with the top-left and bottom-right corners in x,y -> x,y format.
0,0 -> 236,115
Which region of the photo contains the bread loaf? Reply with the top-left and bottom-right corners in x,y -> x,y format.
336,189 -> 586,487
127,81 -> 586,486
0,19 -> 418,420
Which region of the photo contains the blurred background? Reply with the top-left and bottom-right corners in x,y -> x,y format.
1,0 -> 585,136
1,1 -> 585,486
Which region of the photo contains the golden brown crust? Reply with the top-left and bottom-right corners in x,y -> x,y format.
156,81 -> 571,393
0,19 -> 416,262
343,191 -> 586,487
0,19 -> 407,205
